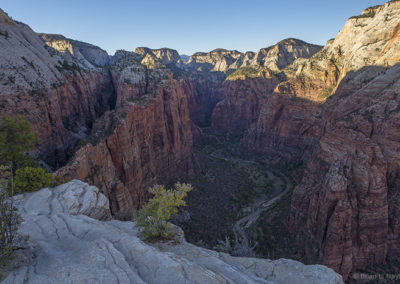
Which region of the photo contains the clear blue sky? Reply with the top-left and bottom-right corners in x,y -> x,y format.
0,0 -> 388,55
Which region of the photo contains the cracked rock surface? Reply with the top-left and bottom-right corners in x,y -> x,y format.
2,180 -> 343,284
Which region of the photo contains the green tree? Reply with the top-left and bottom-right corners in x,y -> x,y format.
0,115 -> 37,168
135,183 -> 192,241
0,115 -> 37,196
14,167 -> 55,194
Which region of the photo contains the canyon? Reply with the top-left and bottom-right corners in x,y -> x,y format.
0,1 -> 400,282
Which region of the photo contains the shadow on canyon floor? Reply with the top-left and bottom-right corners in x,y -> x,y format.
172,129 -> 304,261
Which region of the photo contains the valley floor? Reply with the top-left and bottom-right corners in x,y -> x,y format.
176,130 -> 304,261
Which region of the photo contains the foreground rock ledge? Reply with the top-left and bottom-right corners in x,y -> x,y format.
3,180 -> 343,284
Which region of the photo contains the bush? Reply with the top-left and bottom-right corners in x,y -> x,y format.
134,183 -> 192,242
14,167 -> 60,194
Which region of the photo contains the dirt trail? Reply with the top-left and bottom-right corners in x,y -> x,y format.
210,150 -> 291,256
233,171 -> 291,255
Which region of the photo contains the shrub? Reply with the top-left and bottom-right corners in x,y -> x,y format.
134,183 -> 192,242
214,236 -> 233,253
13,167 -> 57,194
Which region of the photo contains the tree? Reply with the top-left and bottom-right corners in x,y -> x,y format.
0,115 -> 37,168
135,183 -> 192,241
0,115 -> 37,196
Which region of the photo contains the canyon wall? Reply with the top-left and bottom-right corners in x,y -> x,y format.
201,1 -> 400,279
58,52 -> 194,213
58,79 -> 194,213
0,10 -> 116,167
288,2 -> 400,279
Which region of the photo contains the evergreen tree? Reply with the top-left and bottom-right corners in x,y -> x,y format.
135,183 -> 192,241
0,115 -> 37,195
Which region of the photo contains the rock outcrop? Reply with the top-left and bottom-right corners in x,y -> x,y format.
135,47 -> 183,66
186,39 -> 322,73
2,180 -> 344,284
39,34 -> 110,67
289,62 -> 400,279
187,49 -> 244,72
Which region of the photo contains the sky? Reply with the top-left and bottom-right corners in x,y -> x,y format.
0,0 -> 388,56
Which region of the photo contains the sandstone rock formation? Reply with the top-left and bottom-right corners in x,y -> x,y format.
289,61 -> 400,279
187,49 -> 244,72
56,46 -> 194,213
286,2 -> 400,279
205,1 -> 400,279
0,9 -> 115,167
135,47 -> 183,66
186,39 -> 322,73
2,180 -> 343,284
39,34 -> 110,67
58,78 -> 194,212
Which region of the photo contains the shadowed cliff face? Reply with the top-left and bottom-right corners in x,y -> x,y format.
57,51 -> 195,213
58,79 -> 194,212
289,63 -> 400,279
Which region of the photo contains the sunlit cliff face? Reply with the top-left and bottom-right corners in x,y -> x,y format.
41,36 -> 74,55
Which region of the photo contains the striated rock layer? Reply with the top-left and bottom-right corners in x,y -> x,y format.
0,9 -> 116,167
3,180 -> 344,284
57,50 -> 195,213
58,78 -> 194,212
289,62 -> 400,279
286,2 -> 400,279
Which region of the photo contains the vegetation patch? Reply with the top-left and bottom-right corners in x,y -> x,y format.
245,187 -> 304,260
135,183 -> 192,242
226,67 -> 262,80
318,85 -> 335,99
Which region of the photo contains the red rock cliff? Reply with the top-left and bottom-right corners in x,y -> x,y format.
58,51 -> 194,212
